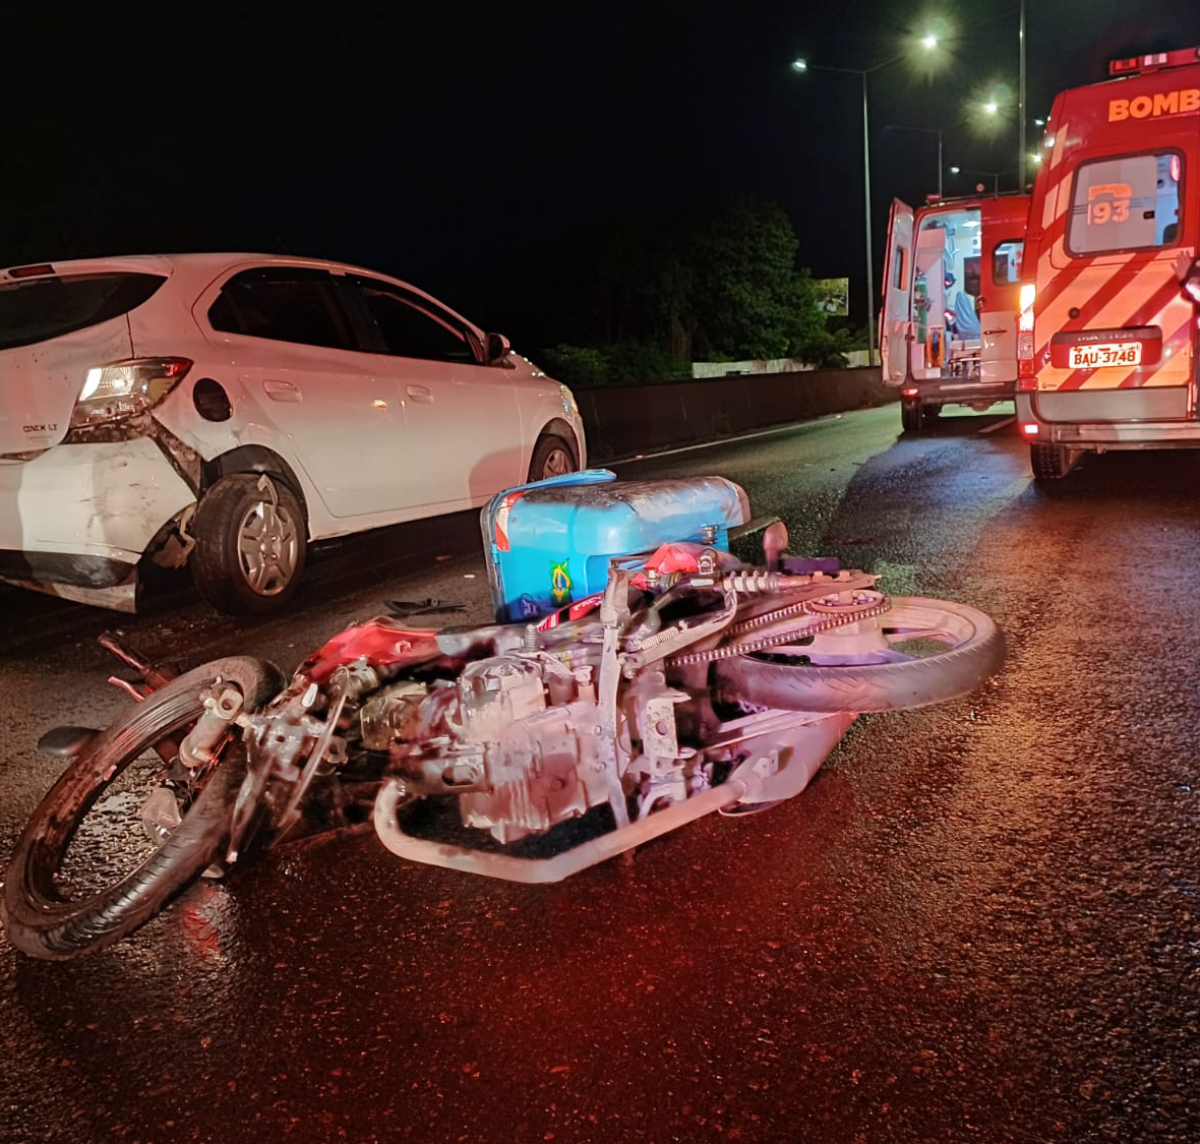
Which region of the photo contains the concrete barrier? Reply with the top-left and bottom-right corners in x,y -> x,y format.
577,367 -> 896,462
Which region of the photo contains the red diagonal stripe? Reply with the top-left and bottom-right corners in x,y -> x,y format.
1123,274 -> 1188,328
1037,263 -> 1133,361
1057,276 -> 1189,390
1118,318 -> 1193,389
1033,256 -> 1089,322
1037,163 -> 1075,250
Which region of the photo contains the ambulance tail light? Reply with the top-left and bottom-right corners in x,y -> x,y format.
1018,283 -> 1036,329
1017,282 -> 1037,390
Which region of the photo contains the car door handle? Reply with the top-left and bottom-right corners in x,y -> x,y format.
263,379 -> 302,403
406,384 -> 433,403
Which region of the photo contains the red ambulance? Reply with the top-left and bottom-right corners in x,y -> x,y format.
881,191 -> 1031,431
1016,46 -> 1200,479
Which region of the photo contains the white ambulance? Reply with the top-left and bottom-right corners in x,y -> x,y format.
881,192 -> 1031,431
1016,46 -> 1200,479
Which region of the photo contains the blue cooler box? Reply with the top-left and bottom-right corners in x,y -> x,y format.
482,469 -> 750,622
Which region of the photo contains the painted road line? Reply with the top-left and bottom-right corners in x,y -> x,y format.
978,416 -> 1015,435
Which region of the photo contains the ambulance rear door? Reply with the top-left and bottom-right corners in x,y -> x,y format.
979,194 -> 1030,386
880,198 -> 914,386
1031,100 -> 1196,423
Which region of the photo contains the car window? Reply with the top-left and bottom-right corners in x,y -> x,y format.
1067,151 -> 1183,255
350,276 -> 478,363
208,267 -> 355,350
0,273 -> 164,351
992,239 -> 1024,285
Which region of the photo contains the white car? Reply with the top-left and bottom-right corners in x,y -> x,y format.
0,254 -> 586,614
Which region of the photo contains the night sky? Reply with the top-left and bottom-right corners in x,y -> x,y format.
8,1 -> 1200,342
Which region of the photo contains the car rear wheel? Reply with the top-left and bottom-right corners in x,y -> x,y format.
900,399 -> 922,433
191,474 -> 307,614
1030,443 -> 1075,482
528,434 -> 577,482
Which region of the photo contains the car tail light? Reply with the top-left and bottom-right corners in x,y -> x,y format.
901,386 -> 919,397
70,357 -> 192,427
1020,422 -> 1040,437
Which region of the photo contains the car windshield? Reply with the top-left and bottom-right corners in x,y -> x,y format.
0,272 -> 165,351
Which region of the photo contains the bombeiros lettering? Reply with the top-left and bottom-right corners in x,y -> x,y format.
1109,88 -> 1200,121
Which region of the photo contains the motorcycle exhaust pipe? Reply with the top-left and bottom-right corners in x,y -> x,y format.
373,778 -> 749,884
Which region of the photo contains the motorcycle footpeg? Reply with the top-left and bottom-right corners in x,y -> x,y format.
37,726 -> 100,760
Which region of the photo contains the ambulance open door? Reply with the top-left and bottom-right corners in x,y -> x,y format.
880,198 -> 914,386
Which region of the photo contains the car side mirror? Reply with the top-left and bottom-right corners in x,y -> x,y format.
1182,257 -> 1200,304
486,332 -> 512,365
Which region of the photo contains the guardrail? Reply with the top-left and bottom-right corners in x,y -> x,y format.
577,367 -> 896,462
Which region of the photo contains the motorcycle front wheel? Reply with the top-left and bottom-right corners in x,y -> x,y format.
714,597 -> 1004,714
3,657 -> 283,960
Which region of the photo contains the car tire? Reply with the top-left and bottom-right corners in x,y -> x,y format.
900,399 -> 923,433
190,474 -> 307,614
1030,443 -> 1075,482
527,434 -> 577,483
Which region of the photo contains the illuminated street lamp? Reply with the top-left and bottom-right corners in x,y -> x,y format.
792,34 -> 940,366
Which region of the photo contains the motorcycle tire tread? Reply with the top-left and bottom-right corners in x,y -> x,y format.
713,597 -> 1004,714
2,656 -> 283,961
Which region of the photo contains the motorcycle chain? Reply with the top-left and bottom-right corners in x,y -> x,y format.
667,592 -> 893,666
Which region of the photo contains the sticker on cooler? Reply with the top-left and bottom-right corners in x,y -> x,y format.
493,492 -> 525,552
550,559 -> 572,607
536,592 -> 604,632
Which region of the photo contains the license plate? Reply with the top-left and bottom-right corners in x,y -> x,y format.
1067,341 -> 1142,369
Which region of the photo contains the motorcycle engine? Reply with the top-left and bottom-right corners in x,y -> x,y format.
393,653 -> 622,844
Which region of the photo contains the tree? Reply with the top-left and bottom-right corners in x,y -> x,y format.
681,194 -> 831,362
528,193 -> 846,383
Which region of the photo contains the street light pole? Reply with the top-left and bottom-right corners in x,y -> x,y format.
793,39 -> 938,368
1018,0 -> 1027,188
860,70 -> 876,367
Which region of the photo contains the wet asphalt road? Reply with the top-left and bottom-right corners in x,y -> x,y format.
3,404 -> 1200,1143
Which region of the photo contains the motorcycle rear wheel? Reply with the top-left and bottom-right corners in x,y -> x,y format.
3,656 -> 282,960
714,597 -> 1003,714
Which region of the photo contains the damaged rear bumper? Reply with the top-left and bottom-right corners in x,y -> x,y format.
0,438 -> 196,601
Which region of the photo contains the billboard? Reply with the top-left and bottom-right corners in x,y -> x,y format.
814,278 -> 849,316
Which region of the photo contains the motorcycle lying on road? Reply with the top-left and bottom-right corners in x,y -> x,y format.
3,499 -> 1004,961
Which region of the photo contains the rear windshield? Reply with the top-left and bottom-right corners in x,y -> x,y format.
1067,151 -> 1183,255
0,272 -> 165,351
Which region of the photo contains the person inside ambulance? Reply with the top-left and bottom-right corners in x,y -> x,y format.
943,271 -> 981,340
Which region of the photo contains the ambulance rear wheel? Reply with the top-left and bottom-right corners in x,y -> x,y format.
900,399 -> 923,433
1030,443 -> 1074,481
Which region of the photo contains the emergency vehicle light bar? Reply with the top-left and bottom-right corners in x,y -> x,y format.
1109,47 -> 1200,77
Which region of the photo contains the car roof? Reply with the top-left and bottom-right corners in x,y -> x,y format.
4,252 -> 397,281
0,253 -> 482,332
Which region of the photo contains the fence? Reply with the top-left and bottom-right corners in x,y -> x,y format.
576,367 -> 896,462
